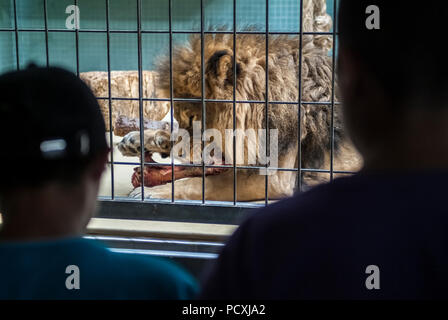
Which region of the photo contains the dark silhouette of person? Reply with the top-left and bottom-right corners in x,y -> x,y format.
0,66 -> 198,299
201,1 -> 448,299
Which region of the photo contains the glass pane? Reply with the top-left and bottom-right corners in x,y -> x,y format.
109,0 -> 137,31
48,31 -> 76,72
79,32 -> 107,72
0,32 -> 16,73
18,31 -> 46,68
142,0 -> 168,31
16,0 -> 44,29
0,0 -> 14,29
110,32 -> 137,71
172,0 -> 200,32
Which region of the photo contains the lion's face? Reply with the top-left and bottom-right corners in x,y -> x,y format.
170,50 -> 239,133
156,34 -> 246,134
173,101 -> 202,134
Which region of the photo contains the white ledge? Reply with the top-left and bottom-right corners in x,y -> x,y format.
87,218 -> 236,241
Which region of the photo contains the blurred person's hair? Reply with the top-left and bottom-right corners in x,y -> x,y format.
0,65 -> 108,195
338,1 -> 448,106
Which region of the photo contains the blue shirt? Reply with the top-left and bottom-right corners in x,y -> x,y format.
0,237 -> 198,300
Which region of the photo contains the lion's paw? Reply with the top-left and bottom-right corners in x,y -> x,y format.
118,131 -> 142,157
118,129 -> 171,157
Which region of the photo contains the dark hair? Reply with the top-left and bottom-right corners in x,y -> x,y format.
0,157 -> 99,193
0,66 -> 108,193
338,1 -> 448,104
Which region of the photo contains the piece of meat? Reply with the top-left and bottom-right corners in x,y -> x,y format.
131,154 -> 226,188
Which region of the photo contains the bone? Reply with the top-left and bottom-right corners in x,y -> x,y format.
132,163 -> 226,188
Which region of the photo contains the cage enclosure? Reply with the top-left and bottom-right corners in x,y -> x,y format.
0,0 -> 361,243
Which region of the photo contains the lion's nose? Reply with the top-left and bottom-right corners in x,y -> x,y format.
154,131 -> 171,152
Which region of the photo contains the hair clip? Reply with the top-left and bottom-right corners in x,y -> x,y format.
40,138 -> 67,159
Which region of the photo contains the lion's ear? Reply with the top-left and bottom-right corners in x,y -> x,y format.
206,50 -> 241,85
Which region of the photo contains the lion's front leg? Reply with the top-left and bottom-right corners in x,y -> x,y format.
129,178 -> 203,200
129,184 -> 175,200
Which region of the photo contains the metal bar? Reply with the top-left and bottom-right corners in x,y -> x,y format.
232,0 -> 237,205
0,28 -> 336,36
105,160 -> 356,175
296,0 -> 304,193
97,199 -> 256,225
12,0 -> 19,70
86,235 -> 224,248
43,0 -> 49,67
169,0 -> 175,203
109,248 -> 218,260
95,96 -> 341,105
105,0 -> 115,200
86,235 -> 224,255
330,0 -> 337,182
265,0 -> 269,205
74,0 -> 80,77
136,0 -> 145,201
200,0 -> 206,204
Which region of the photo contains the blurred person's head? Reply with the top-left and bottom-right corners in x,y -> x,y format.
338,1 -> 448,171
0,65 -> 109,241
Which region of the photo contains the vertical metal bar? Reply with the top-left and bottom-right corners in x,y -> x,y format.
13,0 -> 19,70
264,0 -> 269,206
296,0 -> 304,193
330,0 -> 336,182
43,0 -> 49,67
200,0 -> 206,204
137,0 -> 145,200
169,0 -> 175,203
232,0 -> 237,205
74,0 -> 80,77
105,0 -> 115,199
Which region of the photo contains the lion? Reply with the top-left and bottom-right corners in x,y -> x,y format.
117,31 -> 362,202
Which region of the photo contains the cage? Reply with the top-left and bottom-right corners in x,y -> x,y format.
0,0 -> 361,274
